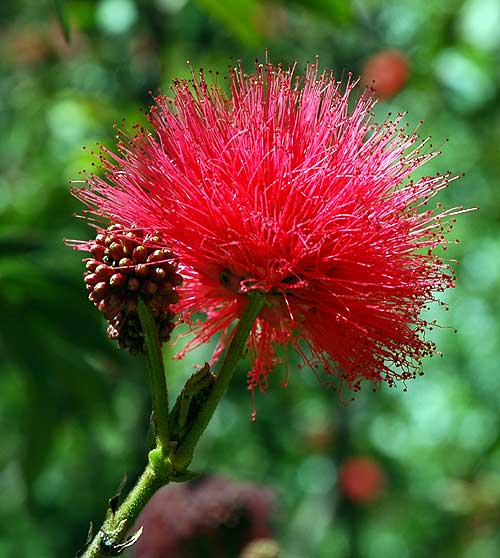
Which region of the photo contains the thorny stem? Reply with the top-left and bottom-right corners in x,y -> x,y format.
138,298 -> 170,450
173,291 -> 266,471
80,292 -> 265,557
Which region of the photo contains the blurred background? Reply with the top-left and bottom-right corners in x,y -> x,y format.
0,0 -> 498,556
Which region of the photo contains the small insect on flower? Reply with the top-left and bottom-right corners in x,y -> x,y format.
70,55 -> 466,399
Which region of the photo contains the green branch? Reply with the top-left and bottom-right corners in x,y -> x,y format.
80,293 -> 265,557
138,299 -> 170,450
173,291 -> 265,471
81,460 -> 168,558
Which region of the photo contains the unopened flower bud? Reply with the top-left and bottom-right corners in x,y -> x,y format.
108,242 -> 124,260
132,245 -> 147,263
83,225 -> 183,352
135,264 -> 149,277
127,277 -> 141,291
84,273 -> 99,286
109,273 -> 126,288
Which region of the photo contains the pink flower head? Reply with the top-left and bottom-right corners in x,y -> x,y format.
73,57 -> 463,398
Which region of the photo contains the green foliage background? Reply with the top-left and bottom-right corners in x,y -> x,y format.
0,0 -> 499,556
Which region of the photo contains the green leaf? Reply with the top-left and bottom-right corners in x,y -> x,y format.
53,0 -> 71,43
287,0 -> 353,24
195,0 -> 262,45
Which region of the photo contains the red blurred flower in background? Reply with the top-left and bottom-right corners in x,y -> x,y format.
73,58 -> 462,396
339,456 -> 386,503
133,475 -> 275,558
362,49 -> 410,99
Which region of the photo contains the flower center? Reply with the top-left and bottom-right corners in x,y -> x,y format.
219,267 -> 301,295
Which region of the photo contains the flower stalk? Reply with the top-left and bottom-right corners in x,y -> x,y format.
81,462 -> 168,558
173,291 -> 266,472
80,292 -> 265,557
138,298 -> 170,450
81,300 -> 172,558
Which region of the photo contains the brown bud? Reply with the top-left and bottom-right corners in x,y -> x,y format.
93,281 -> 109,296
142,281 -> 158,295
89,290 -> 105,303
148,249 -> 168,263
122,238 -> 135,256
108,242 -> 124,260
151,267 -> 166,281
91,244 -> 105,259
109,273 -> 127,288
95,264 -> 113,280
86,260 -> 99,272
97,299 -> 109,312
127,277 -> 141,291
132,245 -> 146,263
118,257 -> 134,268
103,294 -> 123,320
135,264 -> 149,277
84,273 -> 100,286
83,224 -> 182,353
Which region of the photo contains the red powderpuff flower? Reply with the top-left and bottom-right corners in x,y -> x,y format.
73,58 -> 464,399
133,475 -> 275,558
339,456 -> 386,503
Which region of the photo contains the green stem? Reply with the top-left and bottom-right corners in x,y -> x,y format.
81,293 -> 264,557
81,461 -> 168,558
138,298 -> 170,450
82,301 -> 174,558
174,291 -> 266,471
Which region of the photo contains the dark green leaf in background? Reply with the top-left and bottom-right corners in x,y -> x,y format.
53,0 -> 71,42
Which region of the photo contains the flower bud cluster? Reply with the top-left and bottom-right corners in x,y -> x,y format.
84,224 -> 182,352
